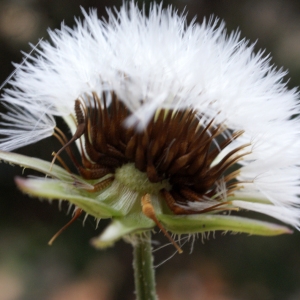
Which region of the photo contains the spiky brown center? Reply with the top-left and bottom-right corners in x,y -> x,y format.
55,92 -> 248,215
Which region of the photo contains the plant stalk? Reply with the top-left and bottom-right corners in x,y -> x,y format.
133,231 -> 157,300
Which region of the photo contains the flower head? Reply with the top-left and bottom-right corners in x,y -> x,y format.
0,2 -> 299,248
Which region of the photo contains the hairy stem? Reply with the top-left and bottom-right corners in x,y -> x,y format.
133,231 -> 157,300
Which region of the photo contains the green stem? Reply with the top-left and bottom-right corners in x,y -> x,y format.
133,231 -> 157,300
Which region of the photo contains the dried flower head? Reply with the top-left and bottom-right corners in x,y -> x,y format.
0,2 -> 299,249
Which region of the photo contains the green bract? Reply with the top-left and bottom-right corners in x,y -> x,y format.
0,151 -> 291,250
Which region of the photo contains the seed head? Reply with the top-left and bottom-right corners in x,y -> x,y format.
0,2 -> 299,248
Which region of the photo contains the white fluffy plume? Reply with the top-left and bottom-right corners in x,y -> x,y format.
1,2 -> 300,228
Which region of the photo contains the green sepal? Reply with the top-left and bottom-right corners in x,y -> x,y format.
15,177 -> 122,218
0,151 -> 77,181
92,213 -> 155,248
158,214 -> 292,236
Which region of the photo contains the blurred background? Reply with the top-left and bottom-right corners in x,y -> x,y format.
1,0 -> 300,299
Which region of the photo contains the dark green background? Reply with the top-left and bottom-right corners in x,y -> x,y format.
1,1 -> 300,299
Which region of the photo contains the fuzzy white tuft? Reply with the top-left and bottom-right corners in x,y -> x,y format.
1,2 -> 300,227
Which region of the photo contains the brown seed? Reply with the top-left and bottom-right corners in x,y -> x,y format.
53,92 -> 249,213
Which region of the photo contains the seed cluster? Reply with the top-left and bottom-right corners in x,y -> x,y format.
56,92 -> 248,214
